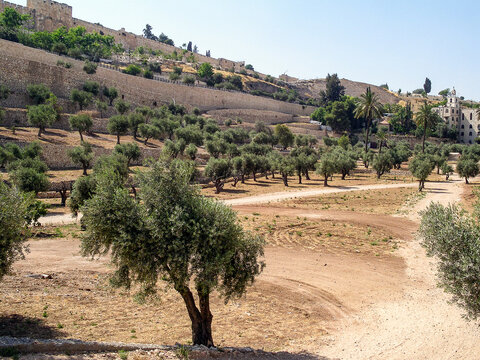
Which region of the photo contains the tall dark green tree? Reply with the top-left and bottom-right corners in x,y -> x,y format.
320,73 -> 345,105
423,77 -> 432,95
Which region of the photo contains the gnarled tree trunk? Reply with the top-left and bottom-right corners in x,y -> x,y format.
178,287 -> 214,347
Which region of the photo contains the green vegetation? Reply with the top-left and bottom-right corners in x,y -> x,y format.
68,142 -> 93,175
69,113 -> 93,141
80,158 -> 265,346
420,195 -> 480,319
0,182 -> 29,280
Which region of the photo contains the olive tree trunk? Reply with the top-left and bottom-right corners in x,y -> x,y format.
179,287 -> 214,347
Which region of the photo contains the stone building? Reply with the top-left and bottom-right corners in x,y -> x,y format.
433,88 -> 479,143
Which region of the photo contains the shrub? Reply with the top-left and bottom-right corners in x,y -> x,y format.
122,64 -> 142,76
83,60 -> 97,74
197,62 -> 213,79
182,75 -> 195,85
26,84 -> 52,105
148,62 -> 162,73
143,69 -> 154,79
82,81 -> 100,96
169,72 -> 180,81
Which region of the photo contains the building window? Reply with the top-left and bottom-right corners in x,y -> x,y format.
471,113 -> 473,120
470,132 -> 473,136
461,124 -> 464,129
461,132 -> 464,136
450,98 -> 452,103
477,124 -> 480,130
462,113 -> 465,120
446,109 -> 449,113
470,124 -> 473,128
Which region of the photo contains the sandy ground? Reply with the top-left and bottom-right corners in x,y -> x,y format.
318,175 -> 480,360
8,174 -> 480,359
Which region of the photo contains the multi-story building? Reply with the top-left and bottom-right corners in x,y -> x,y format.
433,88 -> 479,143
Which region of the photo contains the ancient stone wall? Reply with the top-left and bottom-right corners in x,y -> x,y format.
0,0 -> 243,71
0,40 -> 314,118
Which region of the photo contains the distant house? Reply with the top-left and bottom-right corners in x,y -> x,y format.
432,88 -> 478,144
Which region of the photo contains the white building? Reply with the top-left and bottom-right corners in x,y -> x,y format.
433,88 -> 479,143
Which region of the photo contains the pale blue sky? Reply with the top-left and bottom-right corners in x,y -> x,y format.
10,0 -> 480,100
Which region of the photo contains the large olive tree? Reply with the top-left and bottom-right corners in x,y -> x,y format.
0,183 -> 28,280
80,159 -> 265,346
420,202 -> 480,319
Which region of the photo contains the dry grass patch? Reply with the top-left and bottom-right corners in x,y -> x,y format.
240,214 -> 399,256
283,187 -> 418,215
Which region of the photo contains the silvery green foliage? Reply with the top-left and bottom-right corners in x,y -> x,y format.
81,158 -> 265,301
0,183 -> 28,279
420,202 -> 480,319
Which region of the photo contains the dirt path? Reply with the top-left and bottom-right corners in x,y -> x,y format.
38,183 -> 418,226
225,183 -> 417,206
319,176 -> 480,360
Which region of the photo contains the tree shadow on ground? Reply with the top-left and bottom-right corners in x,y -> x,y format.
0,315 -> 66,339
208,349 -> 332,359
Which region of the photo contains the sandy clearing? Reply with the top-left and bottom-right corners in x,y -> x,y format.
319,175 -> 480,360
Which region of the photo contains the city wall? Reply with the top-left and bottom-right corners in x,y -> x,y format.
0,0 -> 245,71
0,40 -> 314,119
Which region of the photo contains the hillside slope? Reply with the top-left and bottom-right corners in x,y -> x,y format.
294,78 -> 400,104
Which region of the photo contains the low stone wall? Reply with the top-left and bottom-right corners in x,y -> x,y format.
0,139 -> 163,169
206,109 -> 295,125
1,109 -> 111,133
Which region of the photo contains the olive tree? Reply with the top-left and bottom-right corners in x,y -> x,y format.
372,152 -> 393,179
138,123 -> 160,145
107,115 -> 129,144
419,202 -> 480,319
113,142 -> 141,167
205,157 -> 231,194
441,163 -> 454,180
68,142 -> 93,175
316,152 -> 337,186
69,113 -> 93,142
409,154 -> 435,191
70,89 -> 93,111
0,183 -> 28,281
274,124 -> 294,150
27,104 -> 57,137
80,159 -> 265,346
457,157 -> 480,184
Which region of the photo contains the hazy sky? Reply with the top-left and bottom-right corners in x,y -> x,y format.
9,0 -> 480,100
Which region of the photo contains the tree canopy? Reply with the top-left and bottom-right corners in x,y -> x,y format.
80,159 -> 265,346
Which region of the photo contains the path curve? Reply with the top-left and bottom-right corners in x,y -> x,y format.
39,182 -> 418,226
224,183 -> 418,206
319,176 -> 480,360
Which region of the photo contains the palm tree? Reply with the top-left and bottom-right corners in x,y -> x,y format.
354,87 -> 383,152
415,102 -> 440,153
